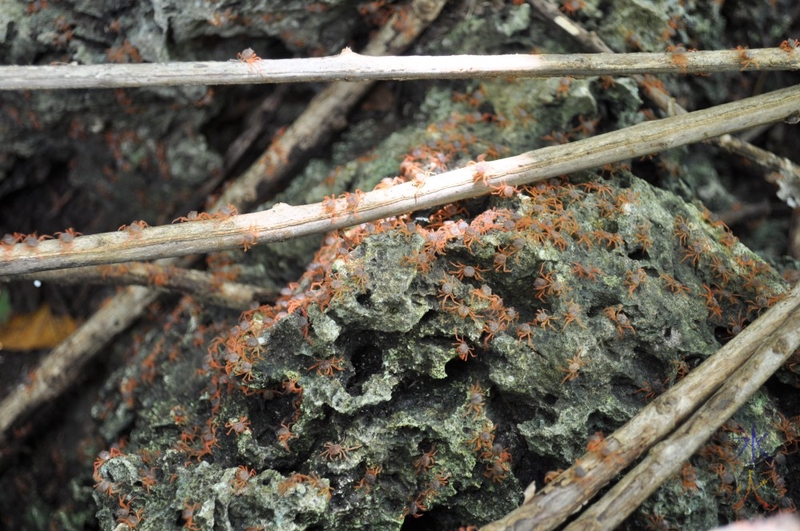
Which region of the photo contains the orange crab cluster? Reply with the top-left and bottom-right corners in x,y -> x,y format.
695,416 -> 797,514
672,205 -> 784,335
83,67 -> 795,526
464,421 -> 510,484
409,176 -> 648,368
1,228 -> 82,255
397,444 -> 455,519
277,472 -> 334,500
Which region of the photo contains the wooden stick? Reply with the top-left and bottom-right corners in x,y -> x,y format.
214,0 -> 448,208
0,287 -> 159,444
2,48 -> 798,91
3,82 -> 800,278
1,262 -> 277,310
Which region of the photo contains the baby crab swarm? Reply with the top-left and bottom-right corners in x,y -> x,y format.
571,262 -> 602,281
624,268 -> 647,297
584,431 -> 623,465
118,220 -> 148,239
533,264 -> 565,302
54,227 -> 82,248
533,309 -> 558,331
181,501 -> 201,531
446,300 -> 479,323
516,321 -> 536,348
484,454 -> 511,483
22,232 -> 53,250
308,355 -> 345,377
422,471 -> 451,501
560,0 -> 585,16
115,495 -> 143,529
402,494 -> 428,519
635,378 -> 666,403
470,154 -> 490,186
603,305 -> 635,336
438,274 -> 460,309
561,299 -> 585,329
276,421 -> 297,451
659,273 -> 690,294
452,332 -> 475,361
231,466 -> 256,494
780,38 -> 799,56
449,261 -> 487,282
736,45 -> 759,71
224,416 -> 251,436
468,422 -> 496,454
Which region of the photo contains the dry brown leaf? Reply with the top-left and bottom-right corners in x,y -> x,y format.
0,304 -> 77,351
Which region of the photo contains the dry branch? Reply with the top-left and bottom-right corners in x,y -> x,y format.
1,262 -> 276,310
1,48 -> 798,91
3,83 -> 800,278
482,281 -> 800,531
214,0 -> 447,208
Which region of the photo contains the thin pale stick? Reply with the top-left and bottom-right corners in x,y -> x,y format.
1,262 -> 277,310
0,287 -> 159,445
1,48 -> 798,91
223,85 -> 288,172
214,0 -> 448,208
3,82 -> 800,278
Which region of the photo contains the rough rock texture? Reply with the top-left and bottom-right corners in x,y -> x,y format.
2,1 -> 800,530
90,160 -> 792,529
89,73 -> 793,523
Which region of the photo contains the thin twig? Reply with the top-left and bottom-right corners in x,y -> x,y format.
529,0 -> 800,206
717,200 -> 771,227
3,83 -> 800,278
720,135 -> 800,208
482,282 -> 800,531
1,262 -> 277,310
223,85 -> 288,173
1,48 -> 798,91
0,0 -> 448,446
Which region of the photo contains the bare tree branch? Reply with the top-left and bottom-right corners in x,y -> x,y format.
2,261 -> 277,310
0,286 -> 159,445
566,294 -> 800,530
3,82 -> 800,278
1,48 -> 798,91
